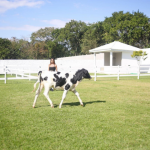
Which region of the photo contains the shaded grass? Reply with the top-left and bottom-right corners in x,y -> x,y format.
0,77 -> 150,150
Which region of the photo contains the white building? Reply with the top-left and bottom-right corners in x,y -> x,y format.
88,41 -> 150,80
89,41 -> 142,67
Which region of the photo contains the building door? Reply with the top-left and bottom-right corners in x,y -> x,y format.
104,52 -> 110,66
113,52 -> 122,66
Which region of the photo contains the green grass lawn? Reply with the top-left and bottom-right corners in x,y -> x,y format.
0,77 -> 150,150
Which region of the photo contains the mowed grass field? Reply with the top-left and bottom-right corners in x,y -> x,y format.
0,76 -> 150,150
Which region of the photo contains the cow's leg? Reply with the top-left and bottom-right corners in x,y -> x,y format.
43,84 -> 54,108
33,84 -> 43,108
59,90 -> 68,108
72,89 -> 83,106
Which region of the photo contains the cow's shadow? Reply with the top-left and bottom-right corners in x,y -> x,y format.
34,100 -> 106,108
56,100 -> 106,107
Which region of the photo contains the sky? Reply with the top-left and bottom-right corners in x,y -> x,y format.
0,0 -> 150,41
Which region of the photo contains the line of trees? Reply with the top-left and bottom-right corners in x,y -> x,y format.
0,11 -> 150,59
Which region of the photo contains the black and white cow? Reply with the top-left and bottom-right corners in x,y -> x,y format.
33,68 -> 91,108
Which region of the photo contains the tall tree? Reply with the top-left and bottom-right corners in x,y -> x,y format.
0,38 -> 11,59
103,11 -> 150,48
18,39 -> 32,59
30,27 -> 55,42
0,37 -> 20,59
46,40 -> 66,58
51,28 -> 71,56
64,20 -> 87,55
32,42 -> 48,59
10,37 -> 21,59
81,22 -> 105,54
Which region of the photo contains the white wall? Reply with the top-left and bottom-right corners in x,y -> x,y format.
0,60 -> 50,72
122,52 -> 138,66
121,50 -> 150,66
0,53 -> 104,73
57,53 -> 104,60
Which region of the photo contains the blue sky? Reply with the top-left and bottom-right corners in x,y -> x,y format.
0,0 -> 150,41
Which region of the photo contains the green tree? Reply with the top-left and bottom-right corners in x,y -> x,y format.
0,37 -> 20,59
10,37 -> 21,59
103,11 -> 150,48
32,42 -> 48,59
51,28 -> 70,56
30,27 -> 55,42
64,20 -> 87,55
0,38 -> 11,59
81,22 -> 105,54
46,40 -> 66,58
18,39 -> 32,59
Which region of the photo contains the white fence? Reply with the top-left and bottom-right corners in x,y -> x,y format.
0,65 -> 39,83
0,59 -> 102,73
0,64 -> 84,84
0,65 -> 150,83
92,65 -> 150,81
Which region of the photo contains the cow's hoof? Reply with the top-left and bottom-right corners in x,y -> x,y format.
51,106 -> 54,108
59,106 -> 61,108
33,105 -> 35,108
81,104 -> 84,107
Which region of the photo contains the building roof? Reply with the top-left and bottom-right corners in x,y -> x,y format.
89,41 -> 140,53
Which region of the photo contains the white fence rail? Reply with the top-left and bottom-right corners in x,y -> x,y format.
0,65 -> 39,83
0,65 -> 150,83
92,65 -> 150,81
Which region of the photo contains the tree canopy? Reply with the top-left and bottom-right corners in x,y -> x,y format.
0,11 -> 150,59
103,11 -> 150,48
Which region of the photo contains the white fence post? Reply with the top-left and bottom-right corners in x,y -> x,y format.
127,66 -> 129,74
16,68 -> 17,78
94,53 -> 97,81
117,65 -> 120,80
4,65 -> 7,84
29,70 -> 31,81
94,66 -> 97,81
22,70 -> 23,78
11,66 -> 12,76
137,65 -> 140,79
22,67 -> 24,78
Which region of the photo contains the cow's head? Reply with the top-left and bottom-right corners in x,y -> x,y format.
71,69 -> 92,84
74,68 -> 92,81
82,69 -> 92,79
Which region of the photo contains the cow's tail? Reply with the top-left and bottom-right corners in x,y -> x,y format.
32,71 -> 42,92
